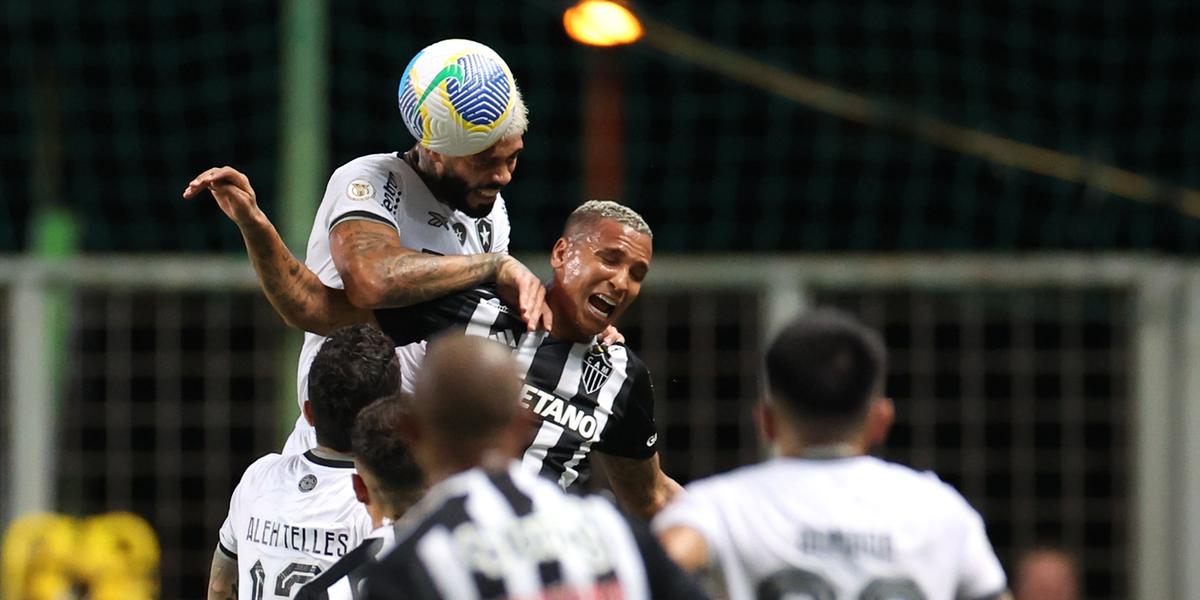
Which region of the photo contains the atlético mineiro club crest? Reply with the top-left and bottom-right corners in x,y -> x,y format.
476,218 -> 493,252
581,345 -> 613,395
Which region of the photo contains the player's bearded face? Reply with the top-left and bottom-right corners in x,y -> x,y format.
550,220 -> 652,338
431,136 -> 523,219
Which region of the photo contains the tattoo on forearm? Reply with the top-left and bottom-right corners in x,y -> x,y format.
240,223 -> 330,331
342,227 -> 503,306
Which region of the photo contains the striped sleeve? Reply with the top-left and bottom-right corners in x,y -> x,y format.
594,352 -> 659,459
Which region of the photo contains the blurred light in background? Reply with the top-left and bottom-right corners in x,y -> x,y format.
563,0 -> 642,46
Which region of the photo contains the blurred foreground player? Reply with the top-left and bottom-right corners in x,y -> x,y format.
363,335 -> 707,600
208,324 -> 399,600
653,310 -> 1011,600
294,397 -> 424,600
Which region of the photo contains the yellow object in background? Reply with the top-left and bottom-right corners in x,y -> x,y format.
563,0 -> 643,46
2,512 -> 159,600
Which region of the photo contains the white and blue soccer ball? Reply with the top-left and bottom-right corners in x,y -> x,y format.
398,39 -> 524,157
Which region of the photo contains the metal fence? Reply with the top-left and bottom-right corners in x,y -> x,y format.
2,254 -> 1193,598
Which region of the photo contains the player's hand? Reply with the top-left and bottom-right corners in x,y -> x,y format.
600,325 -> 624,345
182,166 -> 263,228
496,255 -> 553,332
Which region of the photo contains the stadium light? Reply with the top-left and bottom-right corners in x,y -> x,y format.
563,1 -> 643,46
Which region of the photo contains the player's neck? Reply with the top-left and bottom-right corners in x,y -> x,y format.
309,445 -> 354,461
424,449 -> 513,487
774,427 -> 867,458
545,285 -> 595,343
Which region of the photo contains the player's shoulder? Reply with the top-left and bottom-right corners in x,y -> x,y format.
241,452 -> 288,478
330,152 -> 403,178
228,452 -> 289,498
851,457 -> 984,519
605,342 -> 648,374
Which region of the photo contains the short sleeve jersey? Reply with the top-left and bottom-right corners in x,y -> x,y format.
218,451 -> 374,599
373,286 -> 660,490
652,456 -> 1008,600
283,152 -> 511,455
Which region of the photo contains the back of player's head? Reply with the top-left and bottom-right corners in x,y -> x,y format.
413,334 -> 522,447
563,200 -> 653,241
352,396 -> 423,502
307,324 -> 401,452
765,309 -> 887,422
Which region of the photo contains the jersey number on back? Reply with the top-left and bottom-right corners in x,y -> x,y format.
758,567 -> 926,600
249,559 -> 322,599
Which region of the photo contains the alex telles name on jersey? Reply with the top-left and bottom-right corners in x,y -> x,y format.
244,516 -> 352,559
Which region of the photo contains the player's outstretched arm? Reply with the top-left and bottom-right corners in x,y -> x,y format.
183,166 -> 373,335
596,452 -> 684,520
330,220 -> 552,331
207,547 -> 238,600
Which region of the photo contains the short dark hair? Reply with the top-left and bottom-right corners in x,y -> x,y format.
307,324 -> 400,452
563,200 -> 653,240
765,309 -> 887,421
351,396 -> 423,498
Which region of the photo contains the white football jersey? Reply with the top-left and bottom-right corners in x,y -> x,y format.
218,450 -> 374,599
652,456 -> 1007,600
283,152 -> 511,455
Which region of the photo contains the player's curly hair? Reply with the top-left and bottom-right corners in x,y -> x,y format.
307,324 -> 400,452
351,396 -> 423,503
765,309 -> 887,421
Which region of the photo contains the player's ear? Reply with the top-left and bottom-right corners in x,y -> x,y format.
351,473 -> 371,506
862,396 -> 895,452
420,146 -> 447,175
754,400 -> 778,443
549,237 -> 569,268
302,400 -> 315,427
396,410 -> 420,446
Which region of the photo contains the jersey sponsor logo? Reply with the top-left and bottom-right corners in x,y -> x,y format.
520,384 -> 599,440
581,345 -> 613,395
452,222 -> 468,245
483,297 -> 511,315
346,179 -> 375,201
476,218 -> 493,251
298,474 -> 318,492
645,433 -> 657,447
381,171 -> 401,214
427,210 -> 449,229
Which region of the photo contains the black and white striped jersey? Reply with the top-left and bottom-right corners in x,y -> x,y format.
294,525 -> 396,600
363,462 -> 707,600
374,286 -> 659,490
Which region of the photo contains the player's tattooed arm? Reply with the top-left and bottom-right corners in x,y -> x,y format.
595,452 -> 684,520
331,220 -> 552,329
184,166 -> 373,335
207,548 -> 238,600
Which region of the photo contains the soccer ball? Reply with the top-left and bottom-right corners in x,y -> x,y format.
398,39 -> 519,157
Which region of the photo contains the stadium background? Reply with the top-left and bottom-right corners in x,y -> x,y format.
3,0 -> 1200,597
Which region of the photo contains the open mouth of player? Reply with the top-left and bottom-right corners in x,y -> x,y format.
587,294 -> 618,319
